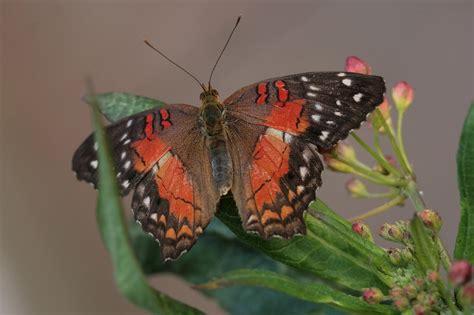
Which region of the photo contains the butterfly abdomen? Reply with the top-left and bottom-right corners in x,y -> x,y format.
208,133 -> 233,196
199,98 -> 233,196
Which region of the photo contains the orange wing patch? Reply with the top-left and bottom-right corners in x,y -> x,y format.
155,156 -> 195,231
263,99 -> 309,134
247,132 -> 305,238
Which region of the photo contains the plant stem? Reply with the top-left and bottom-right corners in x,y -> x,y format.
364,191 -> 400,199
338,156 -> 405,187
437,237 -> 453,271
404,180 -> 452,270
396,111 -> 413,174
403,180 -> 426,211
373,129 -> 384,156
351,132 -> 401,177
349,195 -> 406,222
436,281 -> 458,315
375,109 -> 412,175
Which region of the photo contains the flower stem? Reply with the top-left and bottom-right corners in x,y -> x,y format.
396,111 -> 413,174
364,191 -> 400,199
349,195 -> 406,222
375,109 -> 411,175
436,281 -> 458,315
373,129 -> 385,157
404,179 -> 452,271
337,156 -> 405,187
437,237 -> 452,271
350,132 -> 401,177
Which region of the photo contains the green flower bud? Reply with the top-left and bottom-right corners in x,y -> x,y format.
418,209 -> 442,232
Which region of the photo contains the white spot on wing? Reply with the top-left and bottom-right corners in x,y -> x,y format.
143,196 -> 151,208
353,93 -> 363,102
126,119 -> 133,127
93,142 -> 98,151
122,180 -> 130,189
335,111 -> 342,116
124,160 -> 131,170
284,133 -> 293,143
90,160 -> 98,169
120,133 -> 128,141
120,152 -> 126,160
319,131 -> 330,141
158,152 -> 172,168
314,103 -> 323,111
297,185 -> 304,194
337,73 -> 346,77
266,128 -> 283,140
247,214 -> 259,225
301,76 -> 309,82
307,92 -> 316,97
299,166 -> 309,180
311,114 -> 321,122
309,85 -> 320,91
150,213 -> 158,222
336,100 -> 342,106
342,78 -> 352,86
123,139 -> 131,145
327,120 -> 335,125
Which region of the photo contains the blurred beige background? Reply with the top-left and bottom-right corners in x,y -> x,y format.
1,1 -> 473,315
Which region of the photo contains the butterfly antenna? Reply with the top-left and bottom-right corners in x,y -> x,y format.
144,39 -> 205,91
208,16 -> 241,88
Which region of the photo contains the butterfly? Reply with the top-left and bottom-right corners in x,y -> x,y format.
72,19 -> 385,261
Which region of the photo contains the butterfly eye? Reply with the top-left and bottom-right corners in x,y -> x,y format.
199,92 -> 205,100
211,89 -> 219,97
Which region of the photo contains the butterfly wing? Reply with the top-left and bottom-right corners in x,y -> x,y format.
72,104 -> 219,260
224,72 -> 385,149
224,72 -> 385,238
226,123 -> 322,238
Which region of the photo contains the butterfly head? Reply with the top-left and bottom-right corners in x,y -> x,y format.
199,86 -> 220,104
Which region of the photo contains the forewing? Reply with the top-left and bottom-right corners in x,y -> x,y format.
224,72 -> 385,150
72,104 -> 220,260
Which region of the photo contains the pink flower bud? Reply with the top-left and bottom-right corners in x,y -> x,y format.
323,154 -> 353,173
370,97 -> 392,133
346,178 -> 369,198
392,81 -> 414,113
448,260 -> 472,286
427,271 -> 440,283
403,284 -> 418,299
352,221 -> 373,241
393,297 -> 409,311
335,142 -> 357,161
389,287 -> 404,299
460,283 -> 474,306
362,287 -> 384,304
345,56 -> 372,75
418,209 -> 442,232
413,304 -> 427,315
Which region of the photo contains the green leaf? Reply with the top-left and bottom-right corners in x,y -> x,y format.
199,269 -> 396,315
409,215 -> 439,272
130,225 -> 343,315
88,82 -> 202,315
84,92 -> 165,122
216,197 -> 395,292
455,103 -> 474,263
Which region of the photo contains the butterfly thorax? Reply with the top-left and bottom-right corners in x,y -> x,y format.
199,88 -> 233,196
